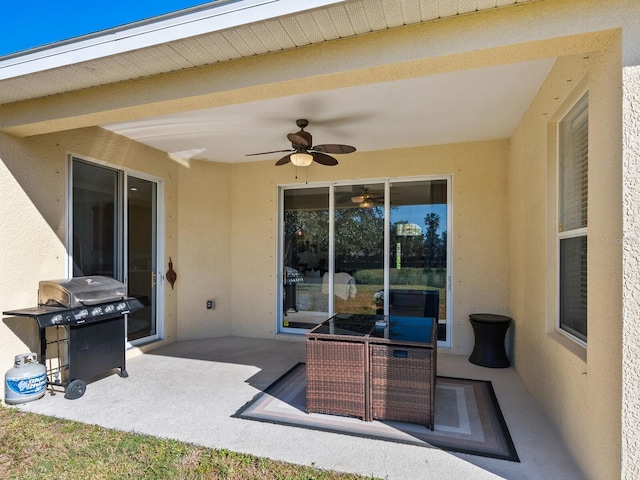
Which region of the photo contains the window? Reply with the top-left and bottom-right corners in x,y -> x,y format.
557,93 -> 588,343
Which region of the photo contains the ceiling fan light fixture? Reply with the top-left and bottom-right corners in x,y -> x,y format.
290,152 -> 313,167
351,195 -> 365,203
359,200 -> 373,208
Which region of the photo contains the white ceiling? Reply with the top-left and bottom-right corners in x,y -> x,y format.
102,58 -> 555,163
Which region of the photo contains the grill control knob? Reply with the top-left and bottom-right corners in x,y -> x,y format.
116,302 -> 127,311
104,304 -> 115,313
77,309 -> 88,319
91,307 -> 103,316
51,314 -> 64,324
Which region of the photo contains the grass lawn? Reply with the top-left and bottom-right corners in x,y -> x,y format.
0,405 -> 379,480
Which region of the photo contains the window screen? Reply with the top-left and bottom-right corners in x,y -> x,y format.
558,93 -> 588,343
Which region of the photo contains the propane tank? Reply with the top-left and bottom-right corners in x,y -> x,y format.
4,353 -> 47,405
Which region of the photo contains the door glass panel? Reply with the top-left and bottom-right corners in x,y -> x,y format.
282,187 -> 330,329
72,159 -> 159,344
334,183 -> 385,315
72,161 -> 119,277
389,180 -> 448,341
126,176 -> 157,342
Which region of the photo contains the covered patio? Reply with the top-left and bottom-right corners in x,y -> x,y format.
3,1 -> 639,478
15,336 -> 582,479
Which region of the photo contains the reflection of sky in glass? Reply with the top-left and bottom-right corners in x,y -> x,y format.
391,204 -> 447,235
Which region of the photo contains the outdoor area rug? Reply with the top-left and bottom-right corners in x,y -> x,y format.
235,363 -> 519,462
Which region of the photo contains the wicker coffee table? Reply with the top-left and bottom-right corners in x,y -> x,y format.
306,314 -> 437,429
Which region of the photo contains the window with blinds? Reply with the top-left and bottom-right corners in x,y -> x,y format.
557,93 -> 588,344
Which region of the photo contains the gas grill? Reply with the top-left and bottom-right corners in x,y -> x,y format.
3,276 -> 148,399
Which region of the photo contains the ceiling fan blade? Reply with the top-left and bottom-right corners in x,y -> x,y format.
311,152 -> 338,166
312,144 -> 356,154
246,149 -> 293,156
275,154 -> 292,166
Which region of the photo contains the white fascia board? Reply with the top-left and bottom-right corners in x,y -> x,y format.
0,0 -> 345,80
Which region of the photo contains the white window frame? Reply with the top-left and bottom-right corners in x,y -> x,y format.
556,92 -> 588,346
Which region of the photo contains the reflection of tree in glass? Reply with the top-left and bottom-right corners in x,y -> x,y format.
285,210 -> 329,248
334,207 -> 384,259
284,209 -> 330,266
424,212 -> 441,268
285,206 -> 446,271
285,206 -> 387,275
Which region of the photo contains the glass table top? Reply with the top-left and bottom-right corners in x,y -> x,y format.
308,313 -> 435,345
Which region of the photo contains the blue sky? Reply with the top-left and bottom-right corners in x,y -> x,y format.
0,1 -> 211,56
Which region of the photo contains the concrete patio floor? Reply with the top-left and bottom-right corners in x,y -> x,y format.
15,336 -> 584,479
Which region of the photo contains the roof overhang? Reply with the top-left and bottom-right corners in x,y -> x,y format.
0,0 -> 346,81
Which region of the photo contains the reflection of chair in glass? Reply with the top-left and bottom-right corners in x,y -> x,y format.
389,289 -> 443,340
389,289 -> 439,318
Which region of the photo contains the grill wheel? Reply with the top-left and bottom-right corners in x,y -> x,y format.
64,379 -> 87,400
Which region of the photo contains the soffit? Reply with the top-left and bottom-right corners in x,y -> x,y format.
0,0 -> 535,106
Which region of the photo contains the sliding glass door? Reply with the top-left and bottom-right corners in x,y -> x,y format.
70,158 -> 161,345
279,177 -> 451,345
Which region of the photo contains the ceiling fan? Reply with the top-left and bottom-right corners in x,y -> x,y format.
246,119 -> 356,166
338,186 -> 384,208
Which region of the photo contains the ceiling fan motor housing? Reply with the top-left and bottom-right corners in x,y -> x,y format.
287,130 -> 312,149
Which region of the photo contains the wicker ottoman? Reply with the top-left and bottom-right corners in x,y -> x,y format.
370,344 -> 435,429
306,340 -> 367,420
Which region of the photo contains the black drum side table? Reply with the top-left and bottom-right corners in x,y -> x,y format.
468,314 -> 512,368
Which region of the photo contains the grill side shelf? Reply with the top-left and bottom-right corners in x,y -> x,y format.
3,296 -> 149,328
3,306 -> 71,329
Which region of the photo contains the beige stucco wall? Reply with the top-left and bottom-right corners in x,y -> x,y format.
0,132 -> 67,382
173,139 -> 510,349
622,65 -> 640,480
176,159 -> 232,340
510,41 -> 623,480
224,141 -> 510,351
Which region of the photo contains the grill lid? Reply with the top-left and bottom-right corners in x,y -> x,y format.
39,276 -> 126,308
